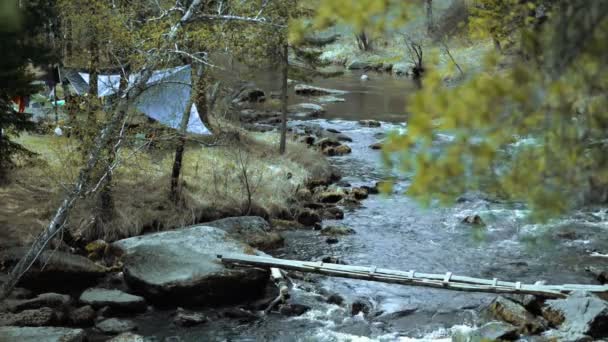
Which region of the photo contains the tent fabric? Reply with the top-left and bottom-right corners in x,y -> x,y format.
63,65 -> 211,135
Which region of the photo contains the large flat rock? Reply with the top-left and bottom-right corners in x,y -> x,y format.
79,288 -> 146,313
0,326 -> 85,342
112,226 -> 269,306
205,216 -> 283,250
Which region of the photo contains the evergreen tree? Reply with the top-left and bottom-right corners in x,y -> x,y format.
0,0 -> 55,183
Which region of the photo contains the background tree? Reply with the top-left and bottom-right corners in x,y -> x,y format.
0,0 -> 55,183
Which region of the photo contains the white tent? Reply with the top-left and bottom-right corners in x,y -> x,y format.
71,65 -> 211,135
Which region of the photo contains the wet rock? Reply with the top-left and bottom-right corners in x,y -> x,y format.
393,62 -> 411,76
556,231 -> 578,240
296,209 -> 321,227
339,197 -> 363,208
205,216 -> 284,250
325,237 -> 339,244
361,185 -> 379,195
351,298 -> 372,316
327,294 -> 344,305
95,318 -> 137,334
369,142 -> 383,150
333,133 -> 353,142
299,135 -> 316,146
233,85 -> 265,103
489,296 -> 546,334
112,226 -> 269,306
541,291 -> 608,339
85,239 -> 109,260
358,120 -> 381,127
351,187 -> 369,200
315,137 -> 341,150
294,84 -> 347,96
347,59 -> 372,70
373,303 -> 419,320
271,219 -> 305,230
320,226 -> 355,236
278,303 -> 310,316
0,326 -> 85,342
456,321 -> 519,341
79,288 -> 146,313
289,103 -> 325,118
322,206 -> 344,220
221,308 -> 258,322
586,266 -> 608,284
0,307 -> 61,327
68,305 -> 96,326
360,74 -> 370,81
317,190 -> 345,204
296,188 -> 313,202
107,332 -> 145,342
0,248 -> 106,292
462,215 -> 485,226
7,288 -> 32,300
173,308 -> 207,327
303,202 -> 325,210
316,96 -> 345,104
321,256 -> 347,264
5,292 -> 71,312
333,145 -> 352,155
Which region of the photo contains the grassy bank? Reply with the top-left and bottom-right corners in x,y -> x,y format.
0,129 -> 330,247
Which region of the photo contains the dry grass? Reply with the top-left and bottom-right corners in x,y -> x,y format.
0,128 -> 330,246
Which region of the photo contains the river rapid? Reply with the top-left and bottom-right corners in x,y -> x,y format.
133,71 -> 608,341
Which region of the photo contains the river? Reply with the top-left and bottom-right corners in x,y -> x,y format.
133,71 -> 608,341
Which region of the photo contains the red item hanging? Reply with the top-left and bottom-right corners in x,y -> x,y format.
11,96 -> 26,113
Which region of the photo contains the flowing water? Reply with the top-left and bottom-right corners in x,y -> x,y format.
134,71 -> 608,341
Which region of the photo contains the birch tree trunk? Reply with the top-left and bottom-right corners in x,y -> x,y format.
279,43 -> 288,155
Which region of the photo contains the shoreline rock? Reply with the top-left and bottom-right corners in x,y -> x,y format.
112,226 -> 269,306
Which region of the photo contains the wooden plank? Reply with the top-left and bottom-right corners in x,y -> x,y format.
218,254 -> 574,298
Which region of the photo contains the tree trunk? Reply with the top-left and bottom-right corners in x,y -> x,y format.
426,0 -> 434,35
193,65 -> 211,133
170,63 -> 204,202
279,43 -> 288,155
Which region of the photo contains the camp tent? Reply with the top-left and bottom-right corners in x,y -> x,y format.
63,65 -> 211,135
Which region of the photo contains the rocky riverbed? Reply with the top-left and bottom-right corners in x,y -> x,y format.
3,72 -> 608,341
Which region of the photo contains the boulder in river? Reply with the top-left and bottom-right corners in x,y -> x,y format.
173,307 -> 207,327
316,96 -> 346,104
320,226 -> 355,236
317,190 -> 345,204
4,292 -> 71,312
358,120 -> 381,127
112,226 -> 269,306
205,216 -> 284,250
369,142 -> 383,150
541,291 -> 608,340
0,326 -> 85,342
68,305 -> 96,326
79,288 -> 146,313
462,215 -> 485,226
107,332 -> 145,342
288,103 -> 325,118
294,84 -> 347,96
315,137 -> 341,150
453,321 -> 519,341
0,248 -> 107,292
0,307 -> 62,327
296,209 -> 322,227
488,296 -> 547,334
95,318 -> 138,334
351,187 -> 369,200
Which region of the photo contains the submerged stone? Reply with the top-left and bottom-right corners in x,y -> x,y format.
0,326 -> 85,342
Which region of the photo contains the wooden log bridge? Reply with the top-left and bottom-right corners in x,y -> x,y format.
218,254 -> 608,299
